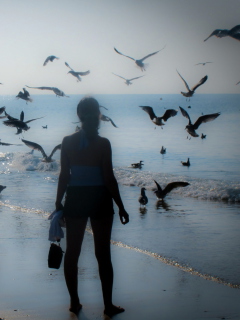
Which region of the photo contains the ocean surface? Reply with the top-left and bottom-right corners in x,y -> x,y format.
0,93 -> 240,288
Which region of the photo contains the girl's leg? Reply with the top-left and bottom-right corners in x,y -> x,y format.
90,215 -> 124,317
64,217 -> 88,314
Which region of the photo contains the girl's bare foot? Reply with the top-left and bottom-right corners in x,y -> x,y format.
104,305 -> 125,317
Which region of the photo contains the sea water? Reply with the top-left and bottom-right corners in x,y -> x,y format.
0,94 -> 240,287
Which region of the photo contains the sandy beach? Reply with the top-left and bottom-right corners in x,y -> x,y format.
0,204 -> 240,320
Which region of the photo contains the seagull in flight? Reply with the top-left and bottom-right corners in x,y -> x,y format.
179,106 -> 220,137
16,88 -> 32,103
0,139 -> 22,146
112,73 -> 144,85
43,55 -> 59,66
204,25 -> 240,42
65,62 -> 90,82
26,85 -> 69,97
177,70 -> 208,100
139,106 -> 177,127
153,180 -> 189,200
21,139 -> 61,162
195,62 -> 213,66
3,111 -> 44,134
114,46 -> 165,71
100,114 -> 118,128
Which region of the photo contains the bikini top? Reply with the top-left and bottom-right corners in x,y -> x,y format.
69,165 -> 104,186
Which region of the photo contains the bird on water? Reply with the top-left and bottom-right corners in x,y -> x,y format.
21,139 -> 61,162
153,180 -> 189,200
131,161 -> 144,168
160,146 -> 166,154
204,25 -> 240,42
181,158 -> 190,166
177,70 -> 208,100
138,187 -> 148,207
114,46 -> 165,71
179,106 -> 220,138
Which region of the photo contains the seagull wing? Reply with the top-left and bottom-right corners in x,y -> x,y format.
140,48 -> 163,62
25,116 -> 45,124
0,106 -> 6,115
114,48 -> 135,61
43,56 -> 50,66
108,117 -> 118,128
139,106 -> 157,120
0,141 -> 22,146
23,88 -> 30,97
112,73 -> 127,80
191,75 -> 208,92
65,62 -> 74,71
20,111 -> 24,122
25,86 -> 53,91
193,113 -> 220,129
3,120 -> 26,129
229,25 -> 240,35
230,33 -> 240,41
4,111 -> 17,121
163,182 -> 190,197
49,144 -> 61,159
236,81 -> 240,85
176,70 -> 190,91
76,70 -> 90,76
129,75 -> 145,81
204,29 -> 220,41
179,106 -> 191,125
153,180 -> 162,192
21,139 -> 48,158
161,109 -> 178,122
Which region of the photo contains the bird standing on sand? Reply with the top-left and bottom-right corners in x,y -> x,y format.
0,185 -> 6,193
112,73 -> 144,85
177,70 -> 208,100
153,180 -> 189,200
181,158 -> 190,166
21,139 -> 61,162
140,106 -> 177,128
65,62 -> 90,82
43,55 -> 59,66
3,111 -> 44,134
138,187 -> 148,207
114,46 -> 165,71
160,146 -> 166,154
26,85 -> 69,97
16,88 -> 32,103
131,161 -> 144,168
179,106 -> 220,137
100,114 -> 118,128
204,25 -> 240,42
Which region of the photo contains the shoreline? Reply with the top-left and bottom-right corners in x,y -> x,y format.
0,205 -> 240,320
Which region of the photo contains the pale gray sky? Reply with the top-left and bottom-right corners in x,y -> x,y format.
0,0 -> 240,94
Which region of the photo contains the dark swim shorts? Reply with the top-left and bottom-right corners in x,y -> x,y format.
63,185 -> 114,219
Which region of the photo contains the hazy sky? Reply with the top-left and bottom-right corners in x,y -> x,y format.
0,0 -> 240,95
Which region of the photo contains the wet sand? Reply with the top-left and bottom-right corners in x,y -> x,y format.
0,205 -> 240,320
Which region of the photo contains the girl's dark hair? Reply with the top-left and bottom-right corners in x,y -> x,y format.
77,97 -> 100,139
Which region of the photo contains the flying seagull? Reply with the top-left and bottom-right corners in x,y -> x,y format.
177,70 -> 208,99
100,114 -> 118,128
43,55 -> 59,66
179,106 -> 220,137
204,25 -> 240,42
16,88 -> 32,103
112,73 -> 144,85
21,139 -> 61,162
181,158 -> 190,166
26,85 -> 69,97
139,106 -> 177,127
153,180 -> 189,200
131,160 -> 144,168
236,81 -> 240,85
0,139 -> 22,146
114,46 -> 165,71
138,187 -> 148,207
65,62 -> 90,82
3,111 -> 44,134
195,62 -> 213,66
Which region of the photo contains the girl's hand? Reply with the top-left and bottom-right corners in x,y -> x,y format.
119,209 -> 129,225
